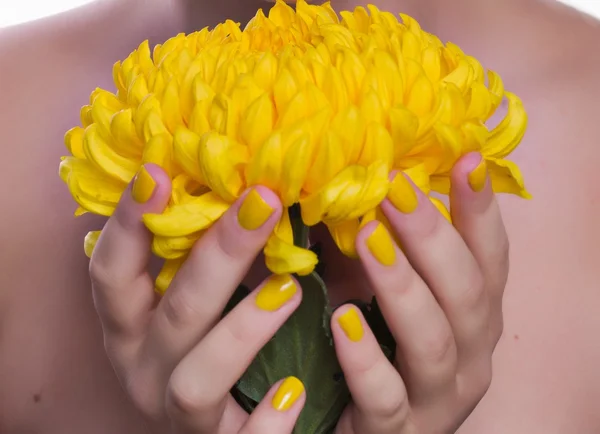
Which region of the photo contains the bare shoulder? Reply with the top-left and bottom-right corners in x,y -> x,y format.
460,21 -> 600,434
0,2 -> 175,432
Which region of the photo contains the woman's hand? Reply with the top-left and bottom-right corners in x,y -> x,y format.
330,153 -> 506,434
89,164 -> 305,434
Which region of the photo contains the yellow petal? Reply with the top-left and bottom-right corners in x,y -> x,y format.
304,129 -> 346,194
403,164 -> 431,194
389,105 -> 418,162
59,157 -> 124,216
82,124 -> 139,183
484,92 -> 527,159
280,132 -> 312,206
328,219 -> 360,258
300,161 -> 389,226
84,231 -> 102,258
240,93 -> 275,154
64,127 -> 86,159
173,127 -> 205,183
486,158 -> 531,199
110,109 -> 143,158
143,133 -> 172,175
143,191 -> 229,237
198,132 -> 248,202
152,232 -> 203,259
156,256 -> 187,295
264,210 -> 318,276
430,197 -> 452,222
486,69 -> 505,119
358,122 -> 394,170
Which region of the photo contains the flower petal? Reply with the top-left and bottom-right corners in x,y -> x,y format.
198,132 -> 248,202
483,92 -> 527,159
487,158 -> 531,199
264,210 -> 318,276
143,191 -> 229,237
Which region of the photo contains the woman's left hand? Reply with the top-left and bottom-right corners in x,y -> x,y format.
330,153 -> 507,434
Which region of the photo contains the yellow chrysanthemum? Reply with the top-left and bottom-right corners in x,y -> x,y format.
59,0 -> 529,294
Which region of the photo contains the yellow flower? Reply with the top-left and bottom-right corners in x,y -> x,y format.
59,0 -> 529,294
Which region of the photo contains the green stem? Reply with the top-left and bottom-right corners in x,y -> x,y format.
289,204 -> 309,248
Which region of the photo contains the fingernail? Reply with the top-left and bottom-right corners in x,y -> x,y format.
132,166 -> 156,203
338,307 -> 364,342
468,158 -> 487,192
366,223 -> 396,266
272,377 -> 304,412
255,274 -> 297,311
388,173 -> 418,214
238,189 -> 275,230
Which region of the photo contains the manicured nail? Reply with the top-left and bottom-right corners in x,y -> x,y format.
238,189 -> 275,230
388,173 -> 418,214
468,158 -> 487,192
338,307 -> 364,342
132,166 -> 156,203
255,274 -> 297,311
366,223 -> 396,266
272,377 -> 304,412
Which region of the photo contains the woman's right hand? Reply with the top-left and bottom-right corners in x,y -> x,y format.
89,164 -> 305,434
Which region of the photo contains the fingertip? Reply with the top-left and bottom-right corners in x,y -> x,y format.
127,163 -> 172,209
452,152 -> 489,194
332,304 -> 366,343
235,186 -> 282,232
271,376 -> 306,412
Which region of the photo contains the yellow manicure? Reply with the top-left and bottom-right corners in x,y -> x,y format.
366,223 -> 396,266
132,166 -> 156,203
468,159 -> 487,192
338,308 -> 364,342
238,189 -> 274,230
256,274 -> 297,311
272,377 -> 304,412
388,173 -> 418,213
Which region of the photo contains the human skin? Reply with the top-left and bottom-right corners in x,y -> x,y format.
1,0 -> 600,433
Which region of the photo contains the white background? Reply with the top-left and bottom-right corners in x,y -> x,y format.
0,0 -> 599,28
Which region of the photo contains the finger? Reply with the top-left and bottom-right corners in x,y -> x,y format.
166,274 -> 301,432
355,224 -> 456,400
144,187 -> 282,367
90,164 -> 171,340
238,377 -> 306,434
331,305 -> 408,433
380,173 -> 489,360
450,153 -> 509,339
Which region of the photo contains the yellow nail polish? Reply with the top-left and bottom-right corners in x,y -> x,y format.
338,308 -> 364,342
468,159 -> 487,192
388,173 -> 418,213
272,377 -> 304,412
238,189 -> 274,230
256,274 -> 297,311
132,166 -> 156,203
366,223 -> 396,266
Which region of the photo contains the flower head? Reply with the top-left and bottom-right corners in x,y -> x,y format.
60,0 -> 529,293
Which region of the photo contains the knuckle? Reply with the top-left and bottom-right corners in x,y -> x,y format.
372,387 -> 409,420
167,373 -> 218,416
420,329 -> 457,366
125,373 -> 163,419
89,258 -> 119,289
457,270 -> 487,313
161,290 -> 207,331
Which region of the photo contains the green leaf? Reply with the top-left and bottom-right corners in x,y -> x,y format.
235,272 -> 350,434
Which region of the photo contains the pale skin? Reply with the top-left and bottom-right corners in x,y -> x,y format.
1,0 -> 599,433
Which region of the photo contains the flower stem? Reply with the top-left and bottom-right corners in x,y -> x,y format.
289,204 -> 309,248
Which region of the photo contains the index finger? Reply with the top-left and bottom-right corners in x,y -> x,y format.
90,164 -> 171,338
